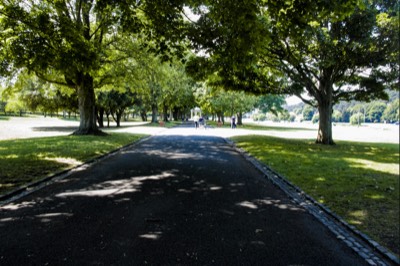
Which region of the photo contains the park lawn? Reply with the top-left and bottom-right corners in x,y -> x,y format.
232,135 -> 399,257
146,121 -> 181,128
206,120 -> 315,132
238,122 -> 315,132
0,133 -> 146,196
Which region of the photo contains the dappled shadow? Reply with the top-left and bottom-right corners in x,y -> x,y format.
0,134 -> 366,265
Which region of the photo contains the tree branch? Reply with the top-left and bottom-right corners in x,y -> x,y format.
35,72 -> 73,88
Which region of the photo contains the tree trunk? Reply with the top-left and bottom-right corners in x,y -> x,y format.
151,104 -> 158,123
237,112 -> 243,126
140,110 -> 147,121
74,73 -> 102,135
316,99 -> 334,145
163,104 -> 169,122
97,107 -> 105,128
112,109 -> 123,127
106,111 -> 111,128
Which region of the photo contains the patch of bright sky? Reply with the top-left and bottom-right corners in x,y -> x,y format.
285,95 -> 302,106
183,6 -> 201,22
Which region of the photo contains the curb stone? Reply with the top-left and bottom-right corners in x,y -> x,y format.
0,135 -> 152,206
225,138 -> 399,266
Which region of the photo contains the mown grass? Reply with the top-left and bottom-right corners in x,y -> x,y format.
238,123 -> 315,132
231,135 -> 400,257
0,133 -> 146,195
206,120 -> 315,132
145,121 -> 182,128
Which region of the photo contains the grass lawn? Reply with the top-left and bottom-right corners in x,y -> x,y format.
145,120 -> 181,128
0,133 -> 145,196
206,120 -> 315,132
231,135 -> 399,257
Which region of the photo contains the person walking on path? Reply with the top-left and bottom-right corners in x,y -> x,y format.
193,114 -> 199,129
231,115 -> 236,129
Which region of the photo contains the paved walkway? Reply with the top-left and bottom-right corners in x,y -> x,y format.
0,125 -> 371,265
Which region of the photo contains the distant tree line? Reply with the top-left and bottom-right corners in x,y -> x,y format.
286,90 -> 399,124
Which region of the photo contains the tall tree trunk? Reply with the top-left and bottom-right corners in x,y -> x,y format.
140,110 -> 147,121
163,104 -> 169,122
237,112 -> 243,126
97,107 -> 105,128
74,73 -> 101,135
112,109 -> 123,127
151,104 -> 158,123
316,88 -> 334,145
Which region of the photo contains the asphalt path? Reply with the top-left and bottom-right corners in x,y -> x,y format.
0,124 -> 367,265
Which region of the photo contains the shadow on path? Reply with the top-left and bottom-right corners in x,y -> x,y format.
0,132 -> 367,265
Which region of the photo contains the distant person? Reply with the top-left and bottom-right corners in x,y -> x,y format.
193,115 -> 199,129
231,116 -> 236,129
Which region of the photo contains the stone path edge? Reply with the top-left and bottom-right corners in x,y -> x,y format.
225,138 -> 399,266
0,135 -> 152,206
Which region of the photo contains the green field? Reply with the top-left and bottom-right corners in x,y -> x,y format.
0,133 -> 145,195
232,135 -> 399,256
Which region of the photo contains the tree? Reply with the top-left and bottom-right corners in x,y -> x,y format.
263,1 -> 398,143
256,95 -> 285,116
195,83 -> 257,125
365,102 -> 386,123
302,106 -> 315,121
97,89 -> 134,127
332,110 -> 343,123
159,62 -> 196,122
3,70 -> 78,117
350,113 -> 365,125
382,99 -> 399,123
0,0 -> 188,134
186,0 -> 399,144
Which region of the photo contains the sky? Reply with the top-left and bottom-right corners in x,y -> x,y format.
285,95 -> 302,106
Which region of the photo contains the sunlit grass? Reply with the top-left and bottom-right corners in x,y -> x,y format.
238,123 -> 315,132
144,121 -> 181,128
232,135 -> 399,256
204,120 -> 315,132
0,133 -> 146,195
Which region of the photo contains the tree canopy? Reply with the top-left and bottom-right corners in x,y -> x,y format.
186,0 -> 399,144
0,0 -> 189,133
0,0 -> 398,144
